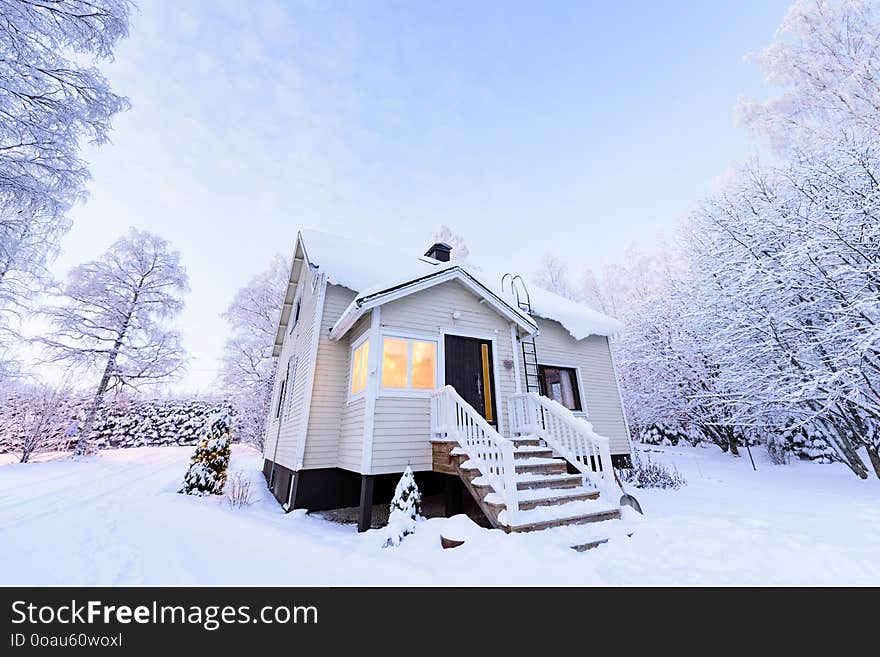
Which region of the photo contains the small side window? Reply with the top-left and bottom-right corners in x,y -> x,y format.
289,298 -> 301,335
275,378 -> 287,419
350,339 -> 370,397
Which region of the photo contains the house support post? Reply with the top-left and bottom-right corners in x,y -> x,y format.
444,475 -> 463,517
285,471 -> 299,512
357,474 -> 374,533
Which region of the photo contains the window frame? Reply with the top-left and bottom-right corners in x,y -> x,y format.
275,371 -> 288,419
537,363 -> 587,414
348,333 -> 371,402
289,288 -> 303,335
284,357 -> 298,419
378,331 -> 440,397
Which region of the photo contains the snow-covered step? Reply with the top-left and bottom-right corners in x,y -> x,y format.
513,446 -> 553,459
513,472 -> 584,490
535,517 -> 635,552
502,498 -> 620,533
484,486 -> 599,511
509,435 -> 542,447
513,457 -> 568,475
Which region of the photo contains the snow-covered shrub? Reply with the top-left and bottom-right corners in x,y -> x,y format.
619,451 -> 686,489
765,433 -> 791,466
783,424 -> 837,464
640,423 -> 689,446
383,466 -> 422,547
225,471 -> 253,509
179,410 -> 233,496
0,384 -> 77,461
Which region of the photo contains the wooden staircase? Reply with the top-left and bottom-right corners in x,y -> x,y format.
432,434 -> 621,550
431,385 -> 624,551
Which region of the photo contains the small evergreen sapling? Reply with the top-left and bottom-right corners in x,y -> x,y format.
179,410 -> 233,496
383,465 -> 422,547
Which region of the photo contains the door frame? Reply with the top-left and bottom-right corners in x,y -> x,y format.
440,329 -> 504,436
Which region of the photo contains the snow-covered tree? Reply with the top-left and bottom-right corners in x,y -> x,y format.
39,229 -> 189,456
533,253 -> 577,299
0,208 -> 71,327
738,0 -> 880,153
218,254 -> 288,450
0,0 -> 132,355
431,225 -> 470,261
0,382 -> 76,462
383,465 -> 422,547
179,409 -> 233,496
589,0 -> 880,478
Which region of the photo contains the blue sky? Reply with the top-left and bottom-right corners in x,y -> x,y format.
55,0 -> 792,391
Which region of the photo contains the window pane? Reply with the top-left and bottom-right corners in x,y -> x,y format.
559,369 -> 576,409
358,341 -> 369,392
411,341 -> 436,390
351,341 -> 369,395
540,366 -> 581,411
350,345 -> 360,394
382,337 -> 409,388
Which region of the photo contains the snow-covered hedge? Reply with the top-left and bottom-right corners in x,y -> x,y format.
0,390 -> 233,453
634,421 -> 837,465
88,399 -> 234,449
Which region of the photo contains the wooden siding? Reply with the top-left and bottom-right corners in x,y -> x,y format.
301,284 -> 361,470
333,310 -> 372,471
263,269 -> 323,471
529,317 -> 632,456
371,280 -> 519,474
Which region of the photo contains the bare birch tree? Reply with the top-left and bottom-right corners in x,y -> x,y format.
218,255 -> 288,450
533,253 -> 577,300
431,225 -> 470,261
39,229 -> 188,456
0,382 -> 74,462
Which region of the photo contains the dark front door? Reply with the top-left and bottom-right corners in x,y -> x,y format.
444,335 -> 497,426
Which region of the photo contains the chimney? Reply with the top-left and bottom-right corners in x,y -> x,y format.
424,242 -> 452,262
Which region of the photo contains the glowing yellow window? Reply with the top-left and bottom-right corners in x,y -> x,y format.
411,341 -> 436,389
350,340 -> 369,395
381,337 -> 437,391
381,337 -> 409,388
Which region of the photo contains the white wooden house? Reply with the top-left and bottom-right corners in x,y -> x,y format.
263,230 -> 632,541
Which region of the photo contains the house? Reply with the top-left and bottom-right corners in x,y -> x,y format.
262,229 -> 633,541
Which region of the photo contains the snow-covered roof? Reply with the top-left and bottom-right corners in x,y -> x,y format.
296,229 -> 622,340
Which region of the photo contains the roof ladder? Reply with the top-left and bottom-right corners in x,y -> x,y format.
501,274 -> 541,394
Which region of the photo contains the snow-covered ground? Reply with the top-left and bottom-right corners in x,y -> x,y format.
1,444 -> 878,585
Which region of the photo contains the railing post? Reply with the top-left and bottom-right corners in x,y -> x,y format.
445,391 -> 458,441
507,398 -> 517,435
526,395 -> 535,434
500,439 -> 518,525
598,437 -> 615,496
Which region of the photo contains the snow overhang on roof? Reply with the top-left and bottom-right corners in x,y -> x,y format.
328,264 -> 539,341
270,229 -> 622,354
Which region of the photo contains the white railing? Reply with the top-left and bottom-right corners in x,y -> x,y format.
509,392 -> 618,498
431,386 -> 519,524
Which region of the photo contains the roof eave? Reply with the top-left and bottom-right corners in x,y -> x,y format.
271,234 -> 308,357
328,267 -> 538,341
